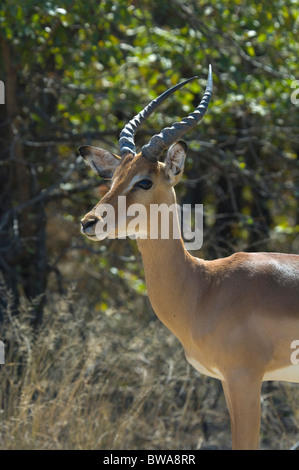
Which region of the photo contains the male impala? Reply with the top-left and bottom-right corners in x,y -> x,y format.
79,66 -> 299,450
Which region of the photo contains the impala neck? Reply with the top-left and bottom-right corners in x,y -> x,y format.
136,208 -> 200,344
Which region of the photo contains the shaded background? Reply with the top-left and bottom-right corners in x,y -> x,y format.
0,0 -> 298,449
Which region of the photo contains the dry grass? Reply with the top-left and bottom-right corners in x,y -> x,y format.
0,283 -> 298,450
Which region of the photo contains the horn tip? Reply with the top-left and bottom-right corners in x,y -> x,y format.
206,64 -> 213,93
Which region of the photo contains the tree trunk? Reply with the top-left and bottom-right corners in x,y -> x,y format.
0,37 -> 47,325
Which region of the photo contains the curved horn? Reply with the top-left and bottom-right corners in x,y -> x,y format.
142,64 -> 213,162
119,76 -> 198,158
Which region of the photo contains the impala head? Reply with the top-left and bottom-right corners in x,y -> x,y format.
79,65 -> 213,241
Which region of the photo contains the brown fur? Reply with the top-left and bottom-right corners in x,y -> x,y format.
80,145 -> 299,449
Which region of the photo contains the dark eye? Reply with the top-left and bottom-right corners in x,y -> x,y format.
135,179 -> 153,190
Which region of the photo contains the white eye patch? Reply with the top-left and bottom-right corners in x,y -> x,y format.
121,174 -> 152,195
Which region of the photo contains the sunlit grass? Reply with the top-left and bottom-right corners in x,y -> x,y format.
0,284 -> 298,450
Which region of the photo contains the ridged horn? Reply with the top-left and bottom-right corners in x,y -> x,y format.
118,76 -> 198,158
142,64 -> 213,162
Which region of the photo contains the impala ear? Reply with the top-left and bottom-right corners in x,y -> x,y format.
78,145 -> 121,179
164,141 -> 187,185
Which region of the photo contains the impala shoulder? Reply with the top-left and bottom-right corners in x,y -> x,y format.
204,251 -> 299,286
202,252 -> 252,276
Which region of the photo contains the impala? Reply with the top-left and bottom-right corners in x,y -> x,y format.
79,65 -> 299,450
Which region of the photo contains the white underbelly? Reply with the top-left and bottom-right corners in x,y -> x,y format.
263,364 -> 299,383
187,356 -> 224,380
187,358 -> 299,384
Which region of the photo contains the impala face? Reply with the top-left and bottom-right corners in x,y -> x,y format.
80,142 -> 188,241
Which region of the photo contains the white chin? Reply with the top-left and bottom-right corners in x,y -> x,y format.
90,230 -> 148,240
85,234 -> 100,241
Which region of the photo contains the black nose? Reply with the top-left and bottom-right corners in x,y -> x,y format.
81,218 -> 97,231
